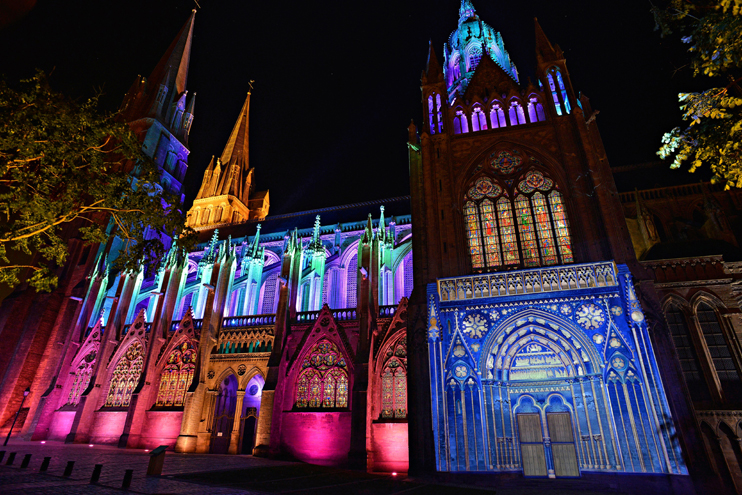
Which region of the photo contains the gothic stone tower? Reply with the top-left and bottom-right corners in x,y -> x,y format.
187,91 -> 270,229
12,10 -> 199,446
407,1 -> 697,486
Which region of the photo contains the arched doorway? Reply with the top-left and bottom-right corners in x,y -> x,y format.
239,374 -> 264,454
210,374 -> 238,454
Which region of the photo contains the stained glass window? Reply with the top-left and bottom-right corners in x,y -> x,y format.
480,200 -> 501,267
381,337 -> 407,419
497,196 -> 520,266
295,339 -> 349,409
156,341 -> 197,407
453,108 -> 469,134
464,165 -> 573,271
490,103 -> 507,129
346,253 -> 357,307
515,194 -> 540,267
471,105 -> 488,132
549,191 -> 573,263
104,341 -> 144,408
67,351 -> 95,406
532,193 -> 558,266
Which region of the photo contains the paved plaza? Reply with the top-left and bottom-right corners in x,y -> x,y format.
0,439 -> 691,494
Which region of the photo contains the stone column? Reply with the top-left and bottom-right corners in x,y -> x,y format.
229,390 -> 245,454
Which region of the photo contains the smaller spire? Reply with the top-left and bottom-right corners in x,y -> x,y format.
362,213 -> 374,244
378,206 -> 386,242
534,18 -> 559,64
250,224 -> 262,258
425,40 -> 443,83
185,91 -> 196,115
459,0 -> 476,24
203,229 -> 220,264
308,216 -> 323,253
195,156 -> 215,200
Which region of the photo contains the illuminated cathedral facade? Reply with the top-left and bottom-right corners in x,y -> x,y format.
6,2 -> 742,491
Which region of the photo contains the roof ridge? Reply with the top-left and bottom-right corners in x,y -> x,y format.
248,196 -> 411,223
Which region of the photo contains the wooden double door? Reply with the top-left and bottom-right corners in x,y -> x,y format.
518,412 -> 579,478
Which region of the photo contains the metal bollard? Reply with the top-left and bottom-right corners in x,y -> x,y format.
0,450 -> 5,462
90,464 -> 103,484
40,457 -> 51,472
20,453 -> 31,468
62,460 -> 74,477
122,469 -> 133,489
6,452 -> 16,465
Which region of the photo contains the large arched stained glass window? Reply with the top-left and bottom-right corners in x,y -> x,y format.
295,340 -> 349,409
380,336 -> 407,419
66,350 -> 96,406
104,342 -> 144,408
156,341 -> 197,407
464,165 -> 573,272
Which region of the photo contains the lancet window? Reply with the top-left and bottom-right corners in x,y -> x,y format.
380,337 -> 407,419
471,104 -> 488,132
665,305 -> 710,402
464,167 -> 573,272
547,67 -> 571,116
697,302 -> 742,397
104,342 -> 144,408
489,102 -> 507,129
295,340 -> 349,409
509,100 -> 527,125
66,351 -> 96,406
527,96 -> 546,122
453,108 -> 469,134
427,93 -> 443,134
156,341 -> 197,407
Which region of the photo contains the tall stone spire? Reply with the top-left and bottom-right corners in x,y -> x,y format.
534,18 -> 562,64
216,92 -> 251,204
122,10 -> 196,123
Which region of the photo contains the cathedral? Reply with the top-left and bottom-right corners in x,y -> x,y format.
3,2 -> 742,493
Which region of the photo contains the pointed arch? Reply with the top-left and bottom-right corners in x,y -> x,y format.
471,103 -> 488,131
104,340 -> 145,408
489,101 -> 507,129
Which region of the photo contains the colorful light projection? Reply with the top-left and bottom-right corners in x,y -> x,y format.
381,336 -> 408,419
426,265 -> 688,475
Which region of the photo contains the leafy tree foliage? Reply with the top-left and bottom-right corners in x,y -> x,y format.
654,1 -> 742,187
0,71 -> 194,292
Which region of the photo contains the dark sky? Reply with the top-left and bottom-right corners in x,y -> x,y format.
0,0 -> 710,215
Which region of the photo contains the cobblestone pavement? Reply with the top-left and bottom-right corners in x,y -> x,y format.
0,439 -> 691,494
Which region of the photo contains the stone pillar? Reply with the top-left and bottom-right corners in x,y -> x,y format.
229,390 -> 245,454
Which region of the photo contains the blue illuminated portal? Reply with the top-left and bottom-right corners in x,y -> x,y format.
427,262 -> 687,477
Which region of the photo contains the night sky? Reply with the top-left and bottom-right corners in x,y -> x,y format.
0,0 -> 711,216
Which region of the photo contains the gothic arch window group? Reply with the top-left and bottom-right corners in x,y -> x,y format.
104,341 -> 144,408
464,152 -> 573,272
380,336 -> 407,419
295,340 -> 349,409
453,95 -> 546,136
156,341 -> 197,407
